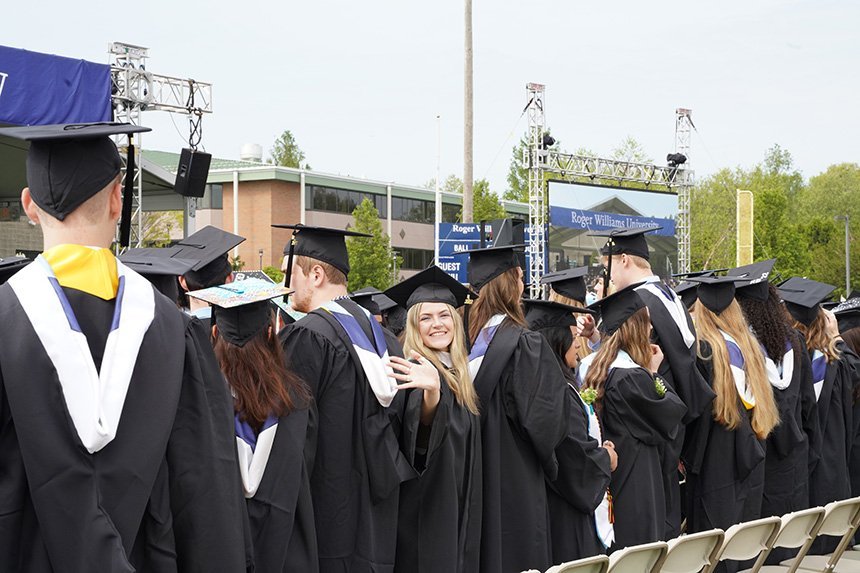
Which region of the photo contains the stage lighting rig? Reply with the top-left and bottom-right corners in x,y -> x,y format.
667,153 -> 687,167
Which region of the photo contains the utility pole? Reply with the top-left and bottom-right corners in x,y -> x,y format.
836,214 -> 851,294
462,0 -> 474,223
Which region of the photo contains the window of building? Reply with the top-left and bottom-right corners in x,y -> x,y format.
306,184 -> 387,217
397,247 -> 435,270
200,184 -> 223,210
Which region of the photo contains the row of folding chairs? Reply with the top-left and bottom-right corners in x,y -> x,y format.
522,495 -> 860,573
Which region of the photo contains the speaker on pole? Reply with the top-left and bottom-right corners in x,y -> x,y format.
174,148 -> 212,198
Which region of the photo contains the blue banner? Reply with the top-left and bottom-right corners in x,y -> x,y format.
437,222 -> 542,284
549,205 -> 675,236
0,46 -> 111,126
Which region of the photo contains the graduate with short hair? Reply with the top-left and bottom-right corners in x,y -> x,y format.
276,224 -> 427,572
0,123 -> 247,571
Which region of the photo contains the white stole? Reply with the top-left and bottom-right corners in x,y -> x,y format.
8,256 -> 155,453
636,277 -> 696,348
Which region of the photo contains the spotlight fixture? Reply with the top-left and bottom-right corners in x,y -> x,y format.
667,153 -> 687,167
541,133 -> 556,149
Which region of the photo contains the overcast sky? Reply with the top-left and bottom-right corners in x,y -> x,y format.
6,0 -> 858,193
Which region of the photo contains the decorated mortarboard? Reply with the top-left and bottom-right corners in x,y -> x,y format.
187,278 -> 292,347
351,286 -> 398,315
778,277 -> 837,326
726,259 -> 777,301
0,256 -> 31,285
0,122 -> 151,247
540,266 -> 589,303
385,265 -> 475,310
466,244 -> 525,290
524,299 -> 595,331
687,275 -> 751,315
587,281 -> 646,337
170,226 -> 245,288
588,226 -> 661,261
119,248 -> 197,301
833,298 -> 860,333
273,223 -> 370,279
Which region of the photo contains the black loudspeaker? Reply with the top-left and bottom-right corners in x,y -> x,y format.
174,148 -> 212,198
490,218 -> 525,247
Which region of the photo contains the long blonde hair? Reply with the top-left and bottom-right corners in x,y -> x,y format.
693,299 -> 779,439
468,267 -> 526,344
548,290 -> 592,361
583,307 -> 652,412
404,302 -> 479,415
794,308 -> 841,363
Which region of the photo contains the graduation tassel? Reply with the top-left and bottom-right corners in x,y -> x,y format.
606,488 -> 614,524
463,294 -> 473,353
602,237 -> 614,299
283,232 -> 297,305
118,135 -> 136,248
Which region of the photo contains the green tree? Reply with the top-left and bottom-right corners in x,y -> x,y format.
424,174 -> 463,195
463,178 -> 506,222
611,136 -> 652,164
269,130 -> 311,169
263,266 -> 284,283
141,211 -> 182,247
346,198 -> 397,290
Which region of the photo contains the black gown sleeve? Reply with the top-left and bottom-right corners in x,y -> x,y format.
505,330 -> 571,481
168,318 -> 247,572
798,337 -> 821,476
0,367 -> 26,568
606,367 -> 688,445
547,387 -> 612,514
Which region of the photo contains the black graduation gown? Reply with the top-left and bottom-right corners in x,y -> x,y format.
279,299 -> 418,573
472,320 -> 590,573
809,341 -> 859,554
547,384 -> 613,563
761,332 -> 818,565
245,404 -> 319,573
683,341 -> 766,536
395,370 -> 482,573
599,363 -> 687,550
636,283 -> 715,539
0,284 -> 247,572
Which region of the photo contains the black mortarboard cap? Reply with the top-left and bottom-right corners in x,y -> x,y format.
727,259 -> 777,301
587,281 -> 646,337
588,226 -> 661,261
524,299 -> 594,331
272,224 -> 370,276
466,244 -> 525,290
540,266 -> 589,303
170,225 -> 245,289
0,256 -> 31,285
833,298 -> 860,333
188,278 -> 292,347
0,122 -> 151,247
386,265 -> 475,310
688,275 -> 751,315
119,248 -> 197,301
672,269 -> 721,309
351,286 -> 398,315
778,277 -> 837,326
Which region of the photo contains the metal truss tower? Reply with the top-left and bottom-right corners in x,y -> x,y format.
525,85 -> 693,292
525,82 -> 547,299
109,42 -> 212,248
674,108 -> 694,273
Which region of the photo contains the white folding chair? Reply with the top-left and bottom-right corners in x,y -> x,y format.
737,506 -> 825,573
840,545 -> 860,561
661,529 -> 724,573
608,541 -> 668,573
782,497 -> 860,573
546,554 -> 609,573
703,516 -> 782,573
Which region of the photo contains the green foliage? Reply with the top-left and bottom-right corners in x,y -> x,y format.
230,255 -> 245,271
263,266 -> 284,283
466,178 -> 506,222
269,130 -> 311,169
611,136 -> 652,164
424,174 -> 464,195
346,198 -> 397,290
690,146 -> 858,297
142,211 -> 182,247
